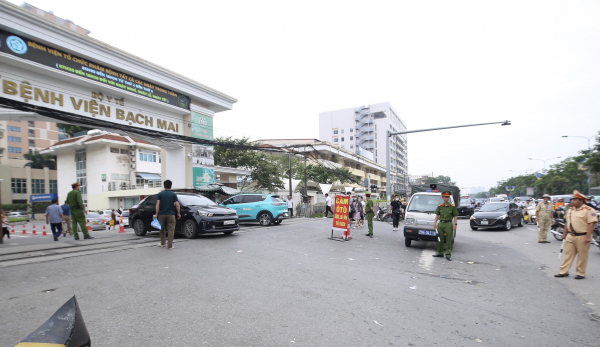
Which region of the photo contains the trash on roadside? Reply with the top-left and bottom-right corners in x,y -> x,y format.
348,258 -> 354,260
237,250 -> 243,253
374,320 -> 383,326
476,338 -> 482,343
409,286 -> 417,290
467,262 -> 474,264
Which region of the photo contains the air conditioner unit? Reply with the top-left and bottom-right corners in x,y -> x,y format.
130,164 -> 136,169
130,146 -> 135,150
130,158 -> 135,162
130,151 -> 135,156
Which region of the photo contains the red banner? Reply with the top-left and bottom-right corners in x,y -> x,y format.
333,195 -> 350,230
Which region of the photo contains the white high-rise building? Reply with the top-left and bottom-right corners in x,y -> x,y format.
319,102 -> 408,193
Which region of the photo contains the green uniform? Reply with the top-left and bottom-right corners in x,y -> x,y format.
66,189 -> 89,239
365,199 -> 374,235
434,203 -> 459,256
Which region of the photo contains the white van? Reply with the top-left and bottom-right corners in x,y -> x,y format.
403,192 -> 455,247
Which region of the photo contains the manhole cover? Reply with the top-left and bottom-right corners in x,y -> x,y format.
590,313 -> 600,321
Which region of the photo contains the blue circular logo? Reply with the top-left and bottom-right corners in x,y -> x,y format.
7,35 -> 27,54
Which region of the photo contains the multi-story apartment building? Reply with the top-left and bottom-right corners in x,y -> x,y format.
319,102 -> 409,193
0,120 -> 65,159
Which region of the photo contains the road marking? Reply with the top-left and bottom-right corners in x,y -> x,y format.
419,248 -> 436,270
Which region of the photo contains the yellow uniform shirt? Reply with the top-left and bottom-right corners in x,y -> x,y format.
535,201 -> 554,220
566,205 -> 598,234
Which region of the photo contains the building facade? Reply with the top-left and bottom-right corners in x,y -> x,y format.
0,120 -> 64,159
319,102 -> 408,193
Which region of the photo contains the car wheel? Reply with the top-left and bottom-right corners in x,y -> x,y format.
471,226 -> 478,230
273,220 -> 282,225
183,219 -> 199,239
518,217 -> 524,227
504,220 -> 512,231
133,219 -> 146,236
258,212 -> 272,226
404,238 -> 411,247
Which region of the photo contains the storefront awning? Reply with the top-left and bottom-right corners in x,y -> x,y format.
137,172 -> 162,181
194,183 -> 241,196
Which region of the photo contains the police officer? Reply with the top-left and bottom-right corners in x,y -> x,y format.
535,194 -> 554,243
555,191 -> 598,279
66,182 -> 94,240
364,191 -> 375,238
432,191 -> 459,261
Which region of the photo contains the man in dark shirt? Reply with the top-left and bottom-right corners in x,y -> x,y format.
390,196 -> 402,231
154,180 -> 180,249
60,201 -> 73,237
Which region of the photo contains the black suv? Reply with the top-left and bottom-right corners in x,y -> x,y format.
458,198 -> 474,218
129,193 -> 239,238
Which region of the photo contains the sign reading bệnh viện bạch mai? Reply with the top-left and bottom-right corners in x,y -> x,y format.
191,112 -> 215,185
0,29 -> 190,110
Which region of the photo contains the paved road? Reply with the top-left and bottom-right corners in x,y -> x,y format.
1,218 -> 599,346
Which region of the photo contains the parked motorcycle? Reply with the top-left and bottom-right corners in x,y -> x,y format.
550,218 -> 565,241
376,207 -> 388,222
525,205 -> 537,224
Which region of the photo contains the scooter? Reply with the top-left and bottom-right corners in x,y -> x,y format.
376,207 -> 388,222
525,205 -> 537,224
550,218 -> 565,241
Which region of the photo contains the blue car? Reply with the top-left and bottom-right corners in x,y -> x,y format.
220,193 -> 289,226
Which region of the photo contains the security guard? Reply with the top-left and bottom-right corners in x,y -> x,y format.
66,182 -> 94,240
364,191 -> 375,238
433,191 -> 459,261
555,191 -> 598,279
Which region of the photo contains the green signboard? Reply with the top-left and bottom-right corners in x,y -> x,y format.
191,112 -> 215,185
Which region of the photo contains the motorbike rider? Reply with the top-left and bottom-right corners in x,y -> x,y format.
585,196 -> 598,209
554,198 -> 566,218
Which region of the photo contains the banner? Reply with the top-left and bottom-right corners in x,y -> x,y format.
192,112 -> 215,185
526,187 -> 534,195
332,195 -> 350,230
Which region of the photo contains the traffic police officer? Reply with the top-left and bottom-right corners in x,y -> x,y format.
433,191 -> 459,261
555,191 -> 598,279
364,191 -> 375,238
66,182 -> 94,240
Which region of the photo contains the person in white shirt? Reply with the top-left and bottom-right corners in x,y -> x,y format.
359,196 -> 366,227
324,194 -> 332,218
1,211 -> 10,243
287,196 -> 294,218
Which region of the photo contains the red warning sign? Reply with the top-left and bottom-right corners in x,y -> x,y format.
332,195 -> 350,230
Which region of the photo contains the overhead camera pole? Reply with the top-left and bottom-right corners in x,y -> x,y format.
385,120 -> 511,202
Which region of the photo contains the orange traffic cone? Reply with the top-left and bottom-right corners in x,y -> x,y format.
119,216 -> 125,233
11,225 -> 15,233
32,224 -> 37,235
42,225 -> 47,236
22,224 -> 27,234
87,219 -> 92,233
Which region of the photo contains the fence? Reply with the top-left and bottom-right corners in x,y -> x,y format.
293,201 -> 391,219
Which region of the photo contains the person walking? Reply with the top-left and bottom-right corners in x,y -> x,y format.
66,182 -> 94,240
555,191 -> 598,280
364,192 -> 375,238
352,197 -> 362,229
324,194 -> 333,218
432,191 -> 459,261
118,206 -> 124,215
390,196 -> 402,231
536,194 -> 554,244
358,196 -> 366,227
60,201 -> 73,237
1,211 -> 9,244
287,196 -> 294,218
154,180 -> 181,250
109,209 -> 117,230
45,199 -> 64,242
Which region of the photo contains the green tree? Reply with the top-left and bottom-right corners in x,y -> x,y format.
24,151 -> 56,169
56,124 -> 91,138
424,177 -> 438,184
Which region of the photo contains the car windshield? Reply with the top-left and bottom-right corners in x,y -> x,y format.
489,198 -> 504,202
88,212 -> 101,218
478,203 -> 508,212
177,194 -> 217,206
460,199 -> 471,205
407,195 -> 444,213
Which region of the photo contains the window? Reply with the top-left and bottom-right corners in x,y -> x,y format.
29,139 -> 35,147
28,121 -> 35,127
110,147 -> 120,153
120,149 -> 128,154
75,149 -> 87,199
333,138 -> 338,142
32,179 -> 45,194
11,178 -> 26,193
350,136 -> 353,140
341,137 -> 344,142
8,136 -> 21,143
333,130 -> 338,134
350,145 -> 354,149
350,128 -> 353,132
243,195 -> 265,203
120,174 -> 130,180
58,131 -> 68,141
139,150 -> 157,162
28,129 -> 35,137
49,180 -> 57,194
341,129 -> 344,134
341,145 -> 345,148
8,146 -> 22,153
8,126 -> 21,132
111,173 -> 120,180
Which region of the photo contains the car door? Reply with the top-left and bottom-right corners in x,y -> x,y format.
238,195 -> 261,220
140,195 -> 158,228
221,195 -> 245,218
508,203 -> 518,224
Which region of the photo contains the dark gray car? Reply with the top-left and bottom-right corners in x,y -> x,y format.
470,202 -> 524,231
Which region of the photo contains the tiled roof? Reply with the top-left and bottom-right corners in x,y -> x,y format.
84,134 -> 129,143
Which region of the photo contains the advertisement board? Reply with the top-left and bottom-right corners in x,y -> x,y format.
0,29 -> 190,110
332,195 -> 351,230
191,112 -> 215,185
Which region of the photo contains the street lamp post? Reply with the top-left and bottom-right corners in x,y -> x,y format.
528,157 -> 561,171
562,135 -> 598,195
385,120 -> 511,202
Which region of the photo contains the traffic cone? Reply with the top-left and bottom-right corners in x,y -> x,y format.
119,216 -> 125,233
11,225 -> 15,233
32,224 -> 37,235
346,225 -> 352,240
22,224 -> 27,234
42,225 -> 47,236
86,219 -> 92,233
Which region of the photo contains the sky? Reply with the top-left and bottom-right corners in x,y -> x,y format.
9,0 -> 600,192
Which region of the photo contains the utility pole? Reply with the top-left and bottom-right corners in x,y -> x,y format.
288,152 -> 293,197
303,153 -> 307,203
385,121 -> 511,203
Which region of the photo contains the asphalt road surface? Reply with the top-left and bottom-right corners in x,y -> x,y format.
1,218 -> 599,346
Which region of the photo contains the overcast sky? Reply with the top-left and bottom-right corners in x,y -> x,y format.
12,0 -> 600,192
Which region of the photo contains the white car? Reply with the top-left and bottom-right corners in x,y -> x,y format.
403,192 -> 456,247
7,211 -> 30,222
100,210 -> 120,224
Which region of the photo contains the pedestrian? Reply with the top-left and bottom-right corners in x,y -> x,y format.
432,191 -> 459,261
1,211 -> 9,244
66,182 -> 94,240
154,180 -> 181,250
364,192 -> 375,238
60,201 -> 73,237
45,199 -> 64,242
555,191 -> 598,280
390,196 -> 402,231
359,196 -> 366,227
287,196 -> 294,218
324,193 -> 333,218
109,209 -> 117,230
352,197 -> 362,229
118,206 -> 124,215
536,194 -> 554,244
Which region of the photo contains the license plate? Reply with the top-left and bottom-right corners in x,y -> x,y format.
418,230 -> 437,236
93,221 -> 99,225
481,221 -> 488,225
223,220 -> 235,225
